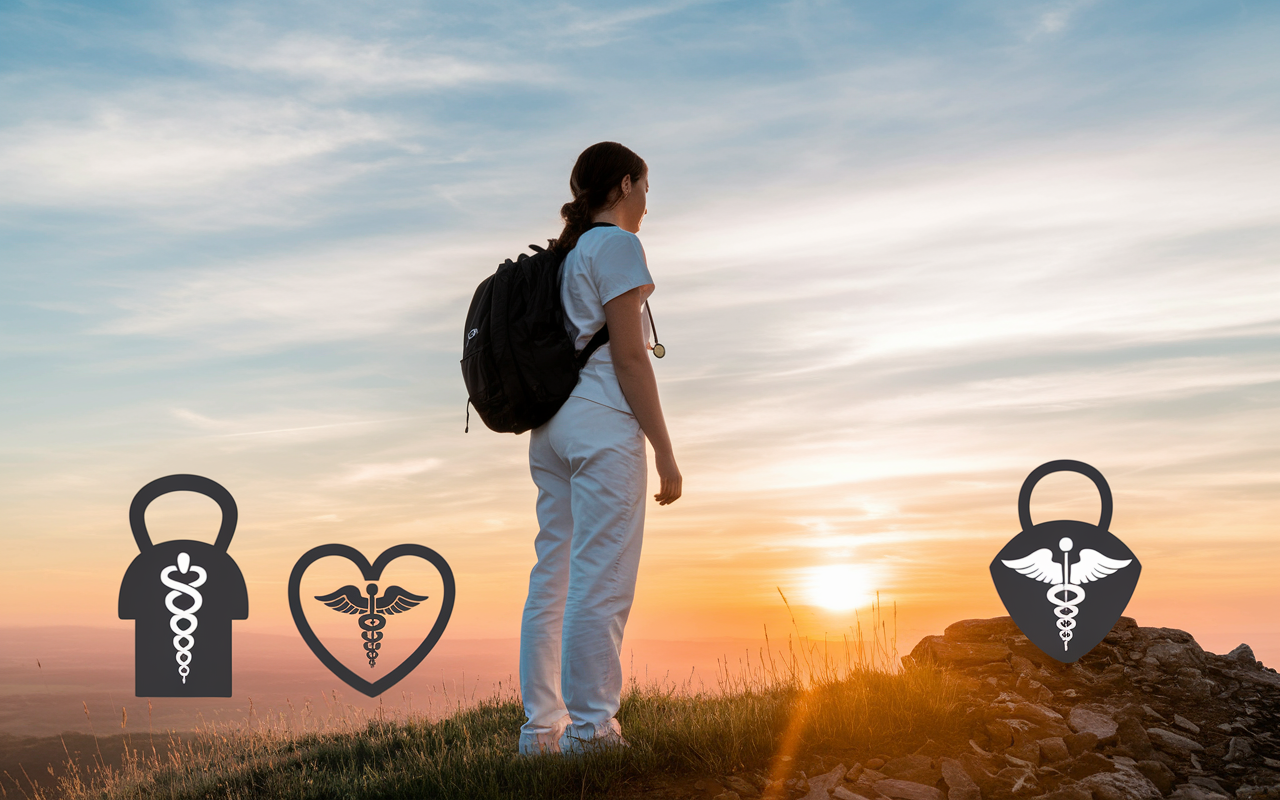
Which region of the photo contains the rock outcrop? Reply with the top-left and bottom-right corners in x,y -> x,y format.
894,617 -> 1280,800
709,618 -> 1278,800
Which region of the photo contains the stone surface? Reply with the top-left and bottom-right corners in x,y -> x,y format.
881,754 -> 939,785
1069,707 -> 1119,739
945,618 -> 1022,642
1169,785 -> 1231,800
1147,727 -> 1205,754
1189,777 -> 1230,795
1117,718 -> 1155,760
873,779 -> 945,800
909,636 -> 1012,668
939,757 -> 980,800
1065,751 -> 1119,780
884,616 -> 1280,800
1135,759 -> 1176,794
1039,736 -> 1070,763
1225,736 -> 1253,762
799,764 -> 847,800
1009,702 -> 1069,732
986,719 -> 1014,750
1227,643 -> 1257,666
993,766 -> 1037,796
1077,759 -> 1162,800
957,754 -> 995,793
723,775 -> 760,797
1145,639 -> 1207,670
1064,731 -> 1099,757
1039,787 -> 1093,800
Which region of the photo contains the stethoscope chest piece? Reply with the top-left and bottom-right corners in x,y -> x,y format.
644,300 -> 665,358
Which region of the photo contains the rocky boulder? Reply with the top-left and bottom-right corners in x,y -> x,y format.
716,618 -> 1278,800
894,617 -> 1280,800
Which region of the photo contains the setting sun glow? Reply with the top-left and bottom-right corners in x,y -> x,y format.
804,564 -> 876,611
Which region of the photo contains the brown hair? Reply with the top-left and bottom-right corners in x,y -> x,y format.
552,142 -> 647,254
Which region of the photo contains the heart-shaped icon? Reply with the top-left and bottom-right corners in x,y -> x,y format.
990,460 -> 1141,664
288,543 -> 455,697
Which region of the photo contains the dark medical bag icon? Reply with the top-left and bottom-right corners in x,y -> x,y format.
990,460 -> 1141,664
119,475 -> 248,697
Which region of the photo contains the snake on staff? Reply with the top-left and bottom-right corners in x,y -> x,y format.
315,584 -> 429,667
160,552 -> 207,684
1002,538 -> 1131,651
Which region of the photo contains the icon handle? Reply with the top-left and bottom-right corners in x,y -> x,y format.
1017,460 -> 1112,533
129,475 -> 238,553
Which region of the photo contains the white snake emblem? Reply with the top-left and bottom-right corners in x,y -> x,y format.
1002,537 -> 1131,651
160,552 -> 206,684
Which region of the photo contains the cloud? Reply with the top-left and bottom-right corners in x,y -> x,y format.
1033,0 -> 1098,35
558,0 -> 722,37
338,458 -> 443,485
168,407 -> 411,445
93,234 -> 496,350
0,94 -> 397,218
186,32 -> 545,92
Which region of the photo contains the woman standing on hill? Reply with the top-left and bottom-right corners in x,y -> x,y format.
518,142 -> 683,756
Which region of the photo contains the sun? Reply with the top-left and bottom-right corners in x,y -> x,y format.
805,564 -> 875,611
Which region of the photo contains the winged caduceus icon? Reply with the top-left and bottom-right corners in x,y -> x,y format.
315,583 -> 429,668
1002,536 -> 1132,652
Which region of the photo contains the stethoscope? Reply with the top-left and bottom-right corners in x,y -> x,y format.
644,300 -> 665,358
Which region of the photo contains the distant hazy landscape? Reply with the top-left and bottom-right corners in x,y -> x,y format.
0,625 -> 774,737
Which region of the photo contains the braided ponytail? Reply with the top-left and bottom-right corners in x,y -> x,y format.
552,142 -> 647,254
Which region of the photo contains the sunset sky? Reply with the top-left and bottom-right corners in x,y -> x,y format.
3,0 -> 1280,730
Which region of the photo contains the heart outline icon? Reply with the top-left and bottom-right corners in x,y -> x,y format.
288,543 -> 456,697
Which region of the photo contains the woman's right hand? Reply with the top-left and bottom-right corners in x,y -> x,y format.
654,450 -> 682,505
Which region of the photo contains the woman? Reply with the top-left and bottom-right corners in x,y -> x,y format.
518,142 -> 683,756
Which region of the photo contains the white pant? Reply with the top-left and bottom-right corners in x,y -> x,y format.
519,396 -> 647,755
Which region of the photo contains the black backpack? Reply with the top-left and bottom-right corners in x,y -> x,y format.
460,242 -> 609,434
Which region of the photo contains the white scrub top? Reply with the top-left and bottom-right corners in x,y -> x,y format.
560,224 -> 654,415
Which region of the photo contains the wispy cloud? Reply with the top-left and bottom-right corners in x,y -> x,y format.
338,458 -> 443,484
1033,0 -> 1098,36
95,236 -> 493,350
558,0 -> 722,37
0,95 -> 397,219
186,32 -> 546,92
169,407 -> 409,443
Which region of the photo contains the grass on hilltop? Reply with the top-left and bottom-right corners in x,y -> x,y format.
4,595 -> 966,800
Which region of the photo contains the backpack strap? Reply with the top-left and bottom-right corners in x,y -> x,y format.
576,325 -> 609,369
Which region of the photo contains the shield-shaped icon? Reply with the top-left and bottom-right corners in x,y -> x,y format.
990,460 -> 1141,663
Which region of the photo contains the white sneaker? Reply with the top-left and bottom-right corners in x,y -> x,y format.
557,717 -> 631,756
518,713 -> 573,756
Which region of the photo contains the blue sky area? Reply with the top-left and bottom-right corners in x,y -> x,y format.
2,1 -> 1280,662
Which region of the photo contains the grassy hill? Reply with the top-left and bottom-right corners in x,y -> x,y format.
5,602 -> 964,800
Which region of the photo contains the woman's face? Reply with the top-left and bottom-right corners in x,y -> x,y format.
616,172 -> 649,233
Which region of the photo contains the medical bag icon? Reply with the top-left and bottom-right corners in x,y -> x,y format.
119,475 -> 248,697
990,460 -> 1141,664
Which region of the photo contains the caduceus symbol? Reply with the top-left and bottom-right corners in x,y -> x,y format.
160,552 -> 205,685
1002,537 -> 1132,651
315,584 -> 428,668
